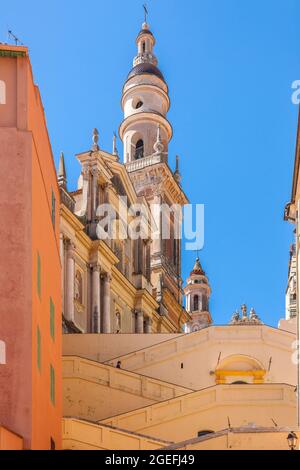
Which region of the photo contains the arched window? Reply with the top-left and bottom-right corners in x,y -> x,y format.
193,295 -> 199,311
142,41 -> 146,53
135,139 -> 144,159
0,80 -> 6,105
135,100 -> 143,109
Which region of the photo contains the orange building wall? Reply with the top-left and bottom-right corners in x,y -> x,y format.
0,45 -> 62,449
0,426 -> 23,450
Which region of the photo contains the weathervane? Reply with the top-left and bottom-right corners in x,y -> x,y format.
143,4 -> 148,23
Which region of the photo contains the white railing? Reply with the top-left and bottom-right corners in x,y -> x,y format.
126,154 -> 162,172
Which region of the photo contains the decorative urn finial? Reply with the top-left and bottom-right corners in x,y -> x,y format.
92,128 -> 99,151
249,307 -> 260,322
153,125 -> 164,155
241,304 -> 247,319
112,132 -> 119,159
174,155 -> 182,185
231,310 -> 240,324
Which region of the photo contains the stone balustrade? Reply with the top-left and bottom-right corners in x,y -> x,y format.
62,418 -> 167,450
63,356 -> 192,421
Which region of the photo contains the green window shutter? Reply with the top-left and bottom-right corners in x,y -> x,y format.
37,252 -> 41,300
51,190 -> 56,228
50,364 -> 55,405
37,326 -> 41,371
50,297 -> 55,341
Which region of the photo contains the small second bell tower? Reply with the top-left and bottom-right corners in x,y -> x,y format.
184,258 -> 212,332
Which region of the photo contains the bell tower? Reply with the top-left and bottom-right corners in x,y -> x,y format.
119,18 -> 189,331
184,258 -> 212,332
119,21 -> 172,164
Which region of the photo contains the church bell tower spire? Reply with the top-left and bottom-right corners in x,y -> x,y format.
119,14 -> 189,331
119,16 -> 172,164
184,257 -> 212,332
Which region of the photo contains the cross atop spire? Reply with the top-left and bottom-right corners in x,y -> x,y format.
143,4 -> 148,24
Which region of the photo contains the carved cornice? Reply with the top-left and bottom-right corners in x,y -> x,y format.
128,162 -> 188,206
101,155 -> 139,206
91,240 -> 119,271
135,288 -> 159,312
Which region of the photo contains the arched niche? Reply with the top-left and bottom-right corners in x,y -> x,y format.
74,270 -> 83,305
215,354 -> 266,385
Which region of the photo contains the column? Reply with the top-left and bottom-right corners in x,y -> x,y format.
92,264 -> 101,333
104,182 -> 113,248
66,241 -> 75,323
145,317 -> 152,334
102,272 -> 112,333
59,233 -> 64,264
145,239 -> 151,281
82,165 -> 92,222
91,167 -> 101,221
60,234 -> 65,314
136,310 -> 144,334
142,240 -> 147,278
104,182 -> 112,204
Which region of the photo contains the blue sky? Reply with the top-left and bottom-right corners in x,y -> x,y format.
2,0 -> 300,326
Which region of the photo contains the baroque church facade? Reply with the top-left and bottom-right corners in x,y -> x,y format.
0,17 -> 299,451
57,23 -> 298,450
59,20 -> 192,335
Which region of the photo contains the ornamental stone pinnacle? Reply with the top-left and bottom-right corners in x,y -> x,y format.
112,132 -> 119,158
92,128 -> 99,151
230,305 -> 263,325
57,151 -> 67,189
153,125 -> 164,155
174,155 -> 182,185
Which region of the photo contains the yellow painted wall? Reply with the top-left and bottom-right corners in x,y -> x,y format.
104,326 -> 296,390
101,384 -> 296,442
62,418 -> 167,450
63,356 -> 192,421
62,333 -> 182,363
165,429 -> 296,451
